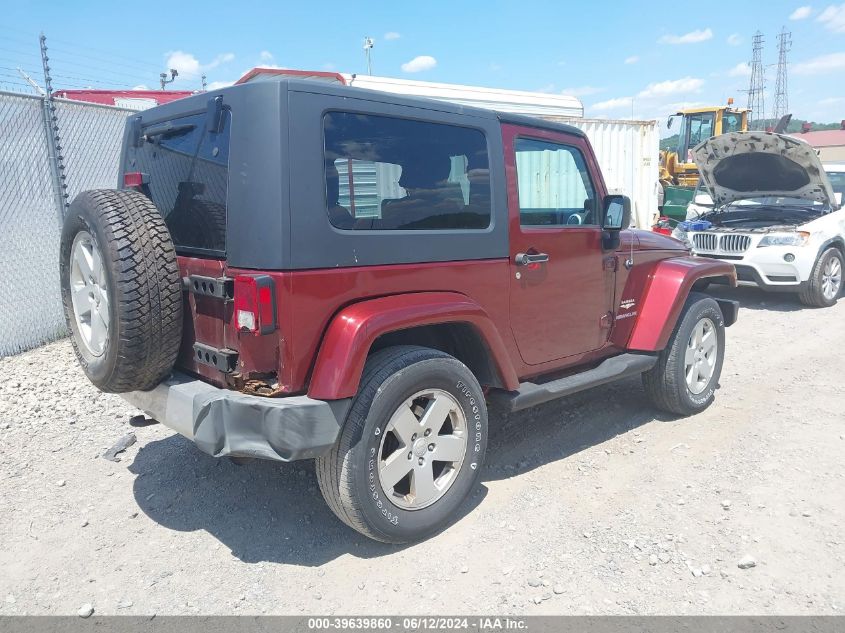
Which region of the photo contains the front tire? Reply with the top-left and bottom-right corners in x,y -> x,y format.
799,247 -> 843,308
316,346 -> 487,543
643,293 -> 725,416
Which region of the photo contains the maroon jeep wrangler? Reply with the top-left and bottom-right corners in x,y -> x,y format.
60,79 -> 738,543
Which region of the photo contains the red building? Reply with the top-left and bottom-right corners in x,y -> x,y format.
54,89 -> 194,110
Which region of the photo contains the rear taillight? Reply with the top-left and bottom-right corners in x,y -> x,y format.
234,275 -> 277,335
123,172 -> 147,188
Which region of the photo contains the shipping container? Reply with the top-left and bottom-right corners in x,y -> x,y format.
551,117 -> 660,229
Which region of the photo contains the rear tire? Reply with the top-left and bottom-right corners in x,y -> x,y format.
799,247 -> 842,308
60,190 -> 182,393
316,346 -> 487,543
642,293 -> 725,416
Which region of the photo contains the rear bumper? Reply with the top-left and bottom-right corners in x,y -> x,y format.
122,372 -> 350,462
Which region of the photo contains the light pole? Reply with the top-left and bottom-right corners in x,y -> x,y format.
159,68 -> 178,90
363,37 -> 374,75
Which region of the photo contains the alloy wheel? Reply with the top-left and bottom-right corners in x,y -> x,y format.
69,231 -> 110,357
684,317 -> 717,395
377,389 -> 467,510
821,255 -> 842,301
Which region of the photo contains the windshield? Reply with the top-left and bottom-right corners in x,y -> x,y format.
718,170 -> 844,210
827,170 -> 845,199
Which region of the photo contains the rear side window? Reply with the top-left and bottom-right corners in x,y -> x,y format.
323,112 -> 491,230
131,110 -> 231,255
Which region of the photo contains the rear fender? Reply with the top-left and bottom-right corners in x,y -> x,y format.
308,292 -> 519,400
627,257 -> 737,351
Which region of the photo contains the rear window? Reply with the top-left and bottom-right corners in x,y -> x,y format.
131,110 -> 231,255
323,112 -> 491,230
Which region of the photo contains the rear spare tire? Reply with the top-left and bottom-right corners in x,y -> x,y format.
60,189 -> 182,392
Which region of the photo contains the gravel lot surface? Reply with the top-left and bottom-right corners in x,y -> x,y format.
1,287 -> 843,616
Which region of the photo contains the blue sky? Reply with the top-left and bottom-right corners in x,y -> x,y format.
2,0 -> 844,131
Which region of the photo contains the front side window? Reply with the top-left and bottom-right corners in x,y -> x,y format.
133,110 -> 231,254
323,112 -> 491,230
514,138 -> 597,227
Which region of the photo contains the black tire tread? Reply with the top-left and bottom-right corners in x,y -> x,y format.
798,247 -> 842,308
642,292 -> 720,416
63,189 -> 182,392
315,345 -> 459,542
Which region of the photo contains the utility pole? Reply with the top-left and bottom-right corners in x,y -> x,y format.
772,27 -> 792,123
746,31 -> 766,131
201,74 -> 207,91
363,37 -> 374,75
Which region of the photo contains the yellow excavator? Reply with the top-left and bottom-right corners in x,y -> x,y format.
659,101 -> 749,221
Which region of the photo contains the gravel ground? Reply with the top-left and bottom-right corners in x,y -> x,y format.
1,286 -> 843,616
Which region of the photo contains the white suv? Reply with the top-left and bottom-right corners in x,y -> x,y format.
676,132 -> 844,307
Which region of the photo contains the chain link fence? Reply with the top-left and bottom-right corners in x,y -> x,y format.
0,90 -> 133,356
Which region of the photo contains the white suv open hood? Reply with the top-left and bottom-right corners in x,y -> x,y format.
692,131 -> 839,210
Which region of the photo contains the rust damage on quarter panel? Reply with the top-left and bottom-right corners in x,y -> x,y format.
225,372 -> 285,397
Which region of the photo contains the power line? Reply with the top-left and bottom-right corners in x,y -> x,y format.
46,37 -> 164,71
0,29 -> 216,93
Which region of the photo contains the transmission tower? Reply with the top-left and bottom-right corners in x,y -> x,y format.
771,28 -> 792,122
746,31 -> 766,130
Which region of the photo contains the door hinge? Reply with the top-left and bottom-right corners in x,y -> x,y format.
600,312 -> 614,329
603,256 -> 618,272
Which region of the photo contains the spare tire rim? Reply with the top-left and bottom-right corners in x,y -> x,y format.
378,388 -> 467,510
822,255 -> 841,301
684,317 -> 717,395
69,231 -> 109,357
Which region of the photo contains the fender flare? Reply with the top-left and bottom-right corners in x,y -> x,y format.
817,236 -> 845,260
307,291 -> 520,400
627,257 -> 737,352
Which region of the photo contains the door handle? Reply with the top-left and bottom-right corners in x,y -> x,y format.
515,252 -> 550,266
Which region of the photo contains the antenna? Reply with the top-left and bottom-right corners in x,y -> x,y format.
746,31 -> 766,130
159,68 -> 178,90
363,37 -> 374,75
772,27 -> 792,123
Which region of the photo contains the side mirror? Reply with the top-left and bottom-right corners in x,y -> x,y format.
603,195 -> 631,231
667,116 -> 674,130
